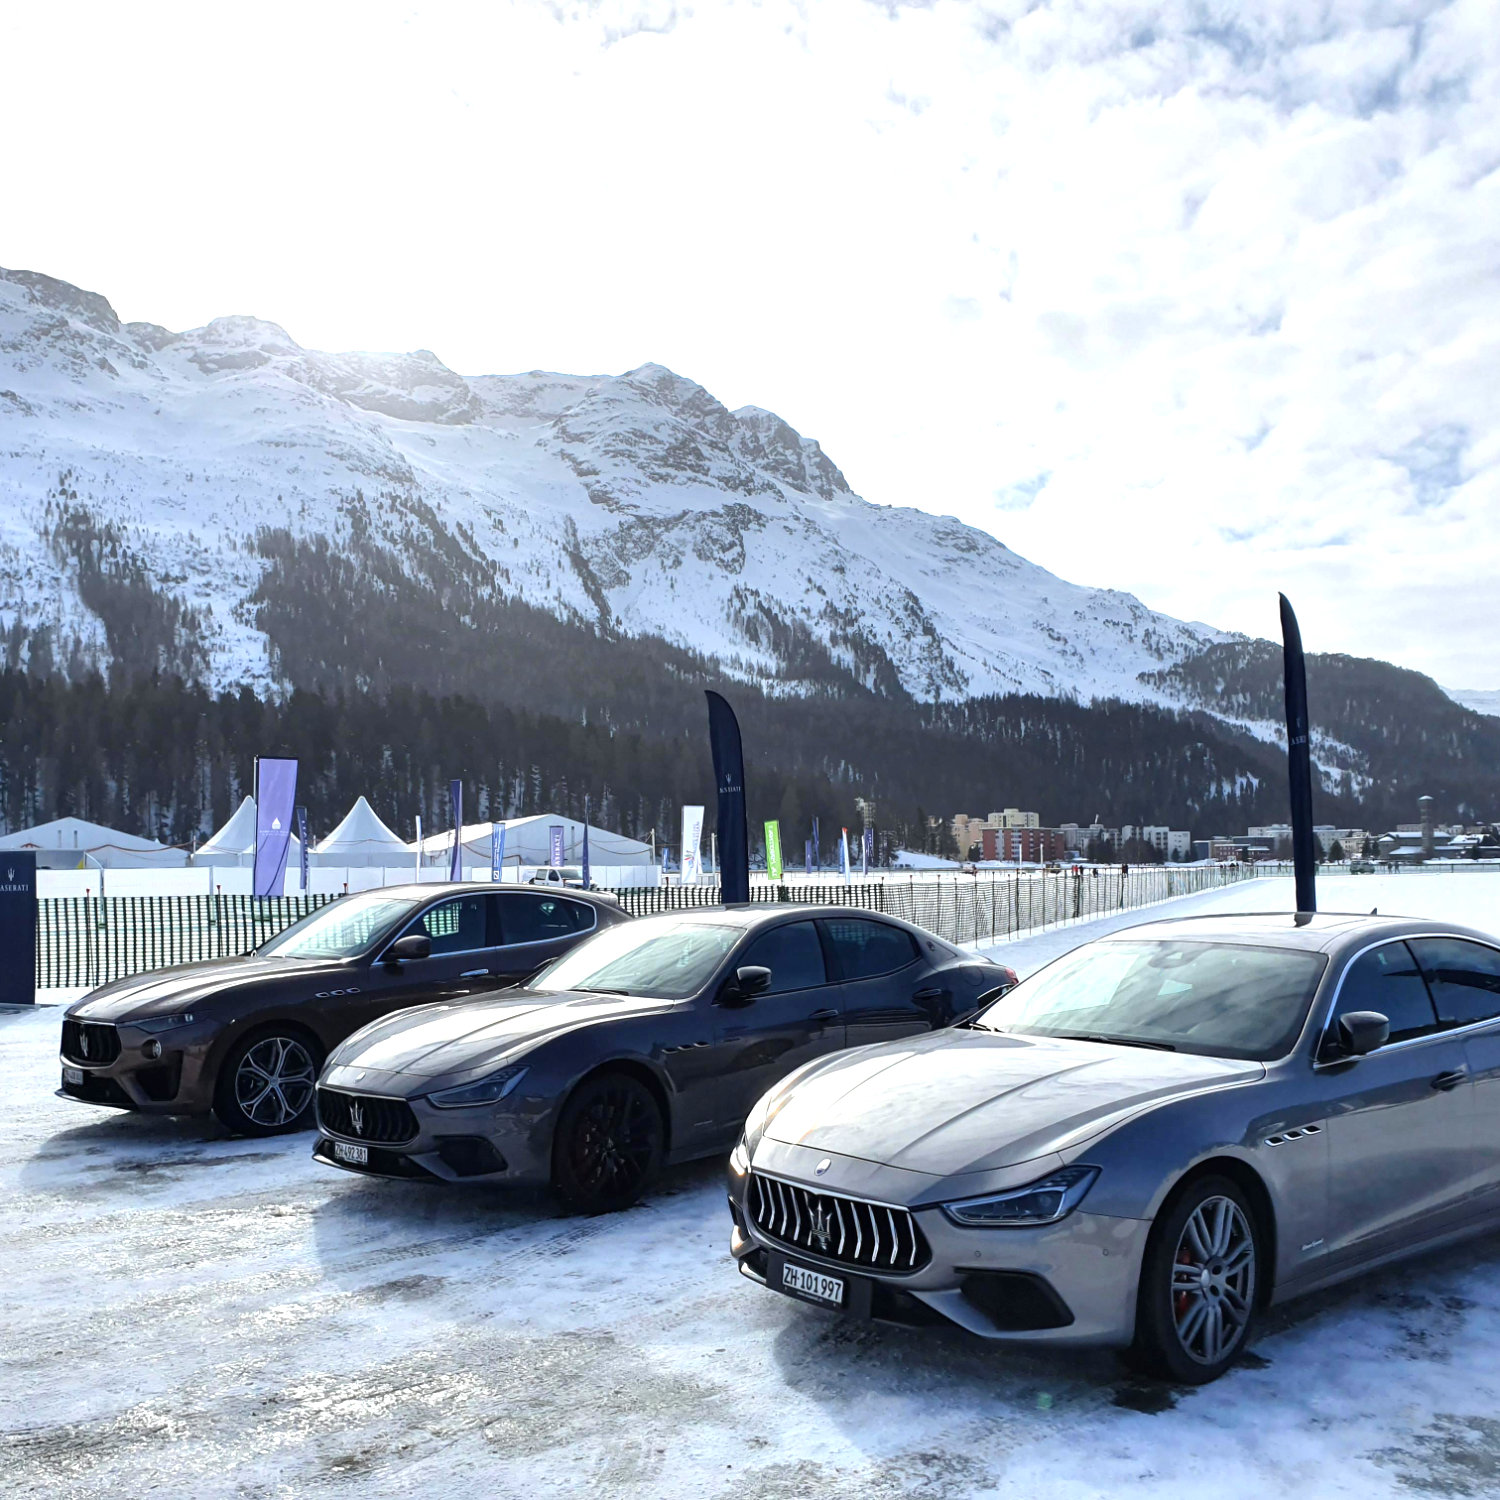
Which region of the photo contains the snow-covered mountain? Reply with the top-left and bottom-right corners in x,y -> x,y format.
1446,688 -> 1500,719
0,265 -> 1224,705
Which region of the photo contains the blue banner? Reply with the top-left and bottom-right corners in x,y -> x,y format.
863,826 -> 873,875
805,839 -> 813,875
253,757 -> 298,897
1279,593 -> 1317,914
0,852 -> 36,1005
812,816 -> 820,870
550,825 -> 565,867
706,691 -> 749,905
448,780 -> 463,882
582,818 -> 591,889
491,821 -> 506,881
297,806 -> 309,892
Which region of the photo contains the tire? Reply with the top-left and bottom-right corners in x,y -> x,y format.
551,1071 -> 665,1214
1129,1174 -> 1261,1384
212,1028 -> 323,1137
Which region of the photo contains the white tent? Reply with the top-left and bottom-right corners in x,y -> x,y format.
409,813 -> 652,870
313,796 -> 408,867
192,796 -> 303,868
0,815 -> 189,869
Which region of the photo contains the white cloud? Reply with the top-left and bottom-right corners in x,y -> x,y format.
1,0 -> 1496,684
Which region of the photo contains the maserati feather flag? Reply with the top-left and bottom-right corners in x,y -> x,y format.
549,824 -> 565,868
252,757 -> 298,898
491,821 -> 506,882
839,826 -> 851,880
1279,593 -> 1317,914
706,690 -> 749,904
448,780 -> 464,882
581,804 -> 592,890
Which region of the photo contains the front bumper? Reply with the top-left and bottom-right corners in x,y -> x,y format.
728,1140 -> 1150,1348
57,1024 -> 216,1115
311,1065 -> 555,1186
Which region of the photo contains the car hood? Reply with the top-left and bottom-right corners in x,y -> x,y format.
764,1028 -> 1263,1175
66,954 -> 350,1022
326,989 -> 675,1083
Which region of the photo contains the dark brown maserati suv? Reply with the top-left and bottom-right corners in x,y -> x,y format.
58,883 -> 627,1135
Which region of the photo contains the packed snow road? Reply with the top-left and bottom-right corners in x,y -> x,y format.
4,873 -> 1500,1498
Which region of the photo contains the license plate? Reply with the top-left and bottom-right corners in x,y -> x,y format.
333,1141 -> 369,1166
781,1261 -> 846,1307
63,1066 -> 85,1085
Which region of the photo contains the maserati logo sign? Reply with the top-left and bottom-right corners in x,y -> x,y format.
6,868 -> 13,882
814,1158 -> 832,1177
348,1101 -> 365,1138
77,1029 -> 90,1059
810,1203 -> 834,1253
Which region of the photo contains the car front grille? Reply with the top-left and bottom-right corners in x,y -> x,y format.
748,1172 -> 930,1273
61,1020 -> 122,1066
316,1088 -> 419,1146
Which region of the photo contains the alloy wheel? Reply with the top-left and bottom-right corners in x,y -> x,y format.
568,1084 -> 658,1199
1170,1194 -> 1256,1366
234,1035 -> 317,1128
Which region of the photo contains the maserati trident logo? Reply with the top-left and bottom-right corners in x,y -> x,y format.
814,1158 -> 832,1177
810,1202 -> 834,1253
348,1101 -> 365,1138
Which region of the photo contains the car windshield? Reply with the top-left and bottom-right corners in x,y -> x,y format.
525,920 -> 741,1000
258,894 -> 417,960
975,940 -> 1328,1060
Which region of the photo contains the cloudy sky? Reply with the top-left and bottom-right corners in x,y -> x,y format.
3,0 -> 1497,688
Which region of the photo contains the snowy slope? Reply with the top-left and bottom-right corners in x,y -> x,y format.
0,265 -> 1224,704
1447,688 -> 1500,718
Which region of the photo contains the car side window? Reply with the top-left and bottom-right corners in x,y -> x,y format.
1408,938 -> 1500,1028
500,893 -> 593,946
1328,942 -> 1440,1046
406,895 -> 488,956
822,919 -> 920,981
737,921 -> 827,994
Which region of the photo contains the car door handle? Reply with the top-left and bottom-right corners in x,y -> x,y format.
810,1008 -> 839,1022
912,987 -> 944,1001
1431,1069 -> 1468,1092
459,969 -> 489,978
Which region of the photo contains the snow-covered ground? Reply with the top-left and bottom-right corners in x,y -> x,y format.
4,872 -> 1500,1498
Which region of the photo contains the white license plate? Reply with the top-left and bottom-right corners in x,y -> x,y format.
781,1261 -> 845,1307
63,1066 -> 85,1085
333,1141 -> 369,1166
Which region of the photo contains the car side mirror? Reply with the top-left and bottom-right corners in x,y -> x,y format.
720,965 -> 772,1005
386,933 -> 431,965
1337,1010 -> 1389,1058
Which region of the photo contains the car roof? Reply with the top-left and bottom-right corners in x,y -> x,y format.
629,903 -> 907,930
1102,911 -> 1500,957
362,882 -> 618,908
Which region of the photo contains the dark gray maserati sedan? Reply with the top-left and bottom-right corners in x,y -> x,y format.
58,884 -> 625,1135
311,904 -> 1018,1211
728,911 -> 1500,1383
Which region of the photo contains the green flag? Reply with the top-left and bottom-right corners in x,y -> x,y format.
764,819 -> 784,881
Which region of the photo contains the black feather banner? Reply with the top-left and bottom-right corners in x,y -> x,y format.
1279,593 -> 1317,915
706,690 -> 750,905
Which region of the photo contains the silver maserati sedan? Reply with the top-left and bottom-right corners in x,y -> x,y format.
727,912 -> 1500,1383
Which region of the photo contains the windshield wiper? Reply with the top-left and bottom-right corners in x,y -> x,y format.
1053,1031 -> 1177,1052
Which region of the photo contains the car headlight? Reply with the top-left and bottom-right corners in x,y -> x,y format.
729,1136 -> 751,1175
941,1165 -> 1099,1227
134,1013 -> 195,1034
427,1066 -> 528,1109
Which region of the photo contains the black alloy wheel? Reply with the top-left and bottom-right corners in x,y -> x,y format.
551,1072 -> 665,1213
212,1028 -> 323,1137
1130,1173 -> 1261,1385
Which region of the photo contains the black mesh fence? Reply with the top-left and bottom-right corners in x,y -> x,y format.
36,894 -> 336,988
37,864 -> 1259,989
611,863 -> 1259,944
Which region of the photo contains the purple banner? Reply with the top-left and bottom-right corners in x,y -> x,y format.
253,758 -> 298,897
549,825 -> 565,867
297,806 -> 309,892
448,780 -> 463,882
